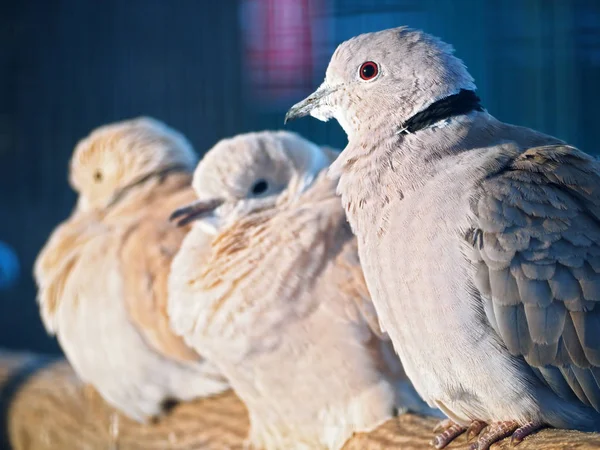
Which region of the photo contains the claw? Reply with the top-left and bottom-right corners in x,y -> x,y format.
468,421 -> 518,450
510,421 -> 544,446
431,421 -> 467,449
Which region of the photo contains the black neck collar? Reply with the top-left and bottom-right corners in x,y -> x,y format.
397,89 -> 483,135
107,164 -> 191,209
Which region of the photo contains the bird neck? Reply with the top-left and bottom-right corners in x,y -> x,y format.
106,165 -> 192,210
396,89 -> 483,135
332,109 -> 493,237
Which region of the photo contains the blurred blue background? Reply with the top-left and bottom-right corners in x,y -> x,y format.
1,0 -> 599,354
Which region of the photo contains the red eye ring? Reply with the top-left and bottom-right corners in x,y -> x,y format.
359,61 -> 379,80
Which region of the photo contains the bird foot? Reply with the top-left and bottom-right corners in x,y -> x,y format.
467,420 -> 543,450
430,420 -> 466,449
510,421 -> 545,445
466,420 -> 487,441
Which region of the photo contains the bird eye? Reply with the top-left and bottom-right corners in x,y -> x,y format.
359,61 -> 379,81
250,179 -> 269,196
93,170 -> 103,182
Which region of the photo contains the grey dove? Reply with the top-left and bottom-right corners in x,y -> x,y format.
34,117 -> 228,422
168,130 -> 437,450
285,26 -> 600,450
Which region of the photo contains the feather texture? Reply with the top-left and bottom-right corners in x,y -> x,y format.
34,118 -> 228,422
169,132 -> 431,450
473,145 -> 600,406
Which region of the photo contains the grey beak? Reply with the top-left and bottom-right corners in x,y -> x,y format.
169,198 -> 224,227
284,83 -> 331,124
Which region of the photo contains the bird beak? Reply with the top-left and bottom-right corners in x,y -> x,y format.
169,198 -> 224,229
284,82 -> 334,124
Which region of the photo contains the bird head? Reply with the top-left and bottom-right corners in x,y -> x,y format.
169,131 -> 331,234
285,27 -> 475,138
69,117 -> 198,212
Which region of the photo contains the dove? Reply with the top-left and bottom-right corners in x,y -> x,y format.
34,117 -> 228,422
285,26 -> 600,450
168,130 -> 436,450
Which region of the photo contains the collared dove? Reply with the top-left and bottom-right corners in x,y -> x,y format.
285,26 -> 600,450
168,130 -> 437,450
34,117 -> 228,422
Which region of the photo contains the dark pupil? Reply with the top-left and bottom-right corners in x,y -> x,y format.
251,180 -> 268,195
362,64 -> 375,78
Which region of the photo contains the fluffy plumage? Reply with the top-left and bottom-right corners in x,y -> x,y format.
168,130 -> 434,450
286,26 -> 600,447
34,117 -> 228,422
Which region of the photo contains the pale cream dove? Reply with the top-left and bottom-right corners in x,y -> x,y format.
168,130 -> 437,450
34,117 -> 228,422
285,26 -> 600,450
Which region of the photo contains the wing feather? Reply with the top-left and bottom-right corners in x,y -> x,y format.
34,211 -> 106,332
471,145 -> 600,411
119,177 -> 200,361
189,173 -> 388,359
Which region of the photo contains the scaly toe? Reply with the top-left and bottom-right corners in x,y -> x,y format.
431,421 -> 467,449
469,421 -> 518,450
466,420 -> 487,442
510,421 -> 545,446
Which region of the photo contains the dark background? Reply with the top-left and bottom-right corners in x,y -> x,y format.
1,0 -> 599,355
